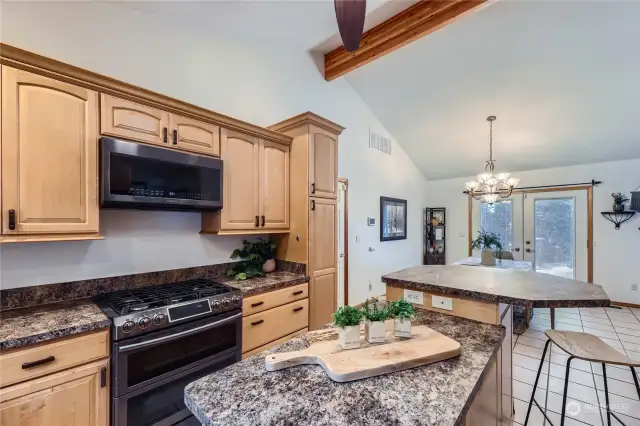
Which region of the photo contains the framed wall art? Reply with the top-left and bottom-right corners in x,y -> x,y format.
380,197 -> 407,241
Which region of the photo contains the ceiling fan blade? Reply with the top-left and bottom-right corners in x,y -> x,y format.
334,0 -> 367,52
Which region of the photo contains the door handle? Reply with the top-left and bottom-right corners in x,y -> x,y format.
173,129 -> 178,145
525,240 -> 531,245
311,200 -> 316,211
251,319 -> 264,326
514,248 -> 520,252
255,215 -> 259,227
293,306 -> 304,312
8,209 -> 16,231
526,248 -> 535,253
22,356 -> 55,369
311,183 -> 316,194
163,127 -> 168,143
261,215 -> 265,227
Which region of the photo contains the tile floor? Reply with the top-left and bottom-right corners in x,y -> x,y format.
511,306 -> 640,426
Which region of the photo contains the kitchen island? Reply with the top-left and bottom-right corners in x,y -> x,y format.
185,309 -> 504,426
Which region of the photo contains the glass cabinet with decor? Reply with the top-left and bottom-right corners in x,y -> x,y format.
424,208 -> 446,265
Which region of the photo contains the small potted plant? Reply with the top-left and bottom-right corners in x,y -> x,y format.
361,297 -> 389,344
388,299 -> 416,338
333,306 -> 363,350
470,229 -> 503,266
612,193 -> 629,213
226,238 -> 277,280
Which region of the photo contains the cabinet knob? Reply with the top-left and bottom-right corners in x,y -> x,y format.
311,200 -> 316,211
261,215 -> 265,227
163,127 -> 168,143
173,129 -> 178,145
8,209 -> 16,230
255,215 -> 259,227
311,183 -> 316,194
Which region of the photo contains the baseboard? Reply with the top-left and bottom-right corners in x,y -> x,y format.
611,301 -> 640,309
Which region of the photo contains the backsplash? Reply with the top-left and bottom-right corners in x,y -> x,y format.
1,260 -> 306,311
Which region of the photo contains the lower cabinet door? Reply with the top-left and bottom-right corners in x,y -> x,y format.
0,359 -> 109,426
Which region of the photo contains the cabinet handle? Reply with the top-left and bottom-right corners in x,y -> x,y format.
261,215 -> 265,227
173,129 -> 178,145
292,290 -> 304,296
22,356 -> 55,370
311,200 -> 316,211
255,215 -> 259,227
100,367 -> 107,388
293,306 -> 304,312
8,209 -> 16,231
163,127 -> 168,143
251,319 -> 264,326
311,183 -> 316,194
251,301 -> 264,308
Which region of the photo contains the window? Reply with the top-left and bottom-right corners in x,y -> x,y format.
480,201 -> 513,251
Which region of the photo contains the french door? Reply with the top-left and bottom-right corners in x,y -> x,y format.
472,190 -> 588,280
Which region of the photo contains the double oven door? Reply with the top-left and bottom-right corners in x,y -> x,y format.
112,310 -> 242,426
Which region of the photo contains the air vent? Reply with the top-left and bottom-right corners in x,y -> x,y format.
369,130 -> 392,155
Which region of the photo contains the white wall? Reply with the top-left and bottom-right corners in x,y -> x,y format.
0,2 -> 427,303
424,158 -> 640,304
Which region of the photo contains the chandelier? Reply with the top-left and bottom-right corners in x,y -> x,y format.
465,116 -> 519,204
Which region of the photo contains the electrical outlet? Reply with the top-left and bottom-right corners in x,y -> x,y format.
369,281 -> 372,291
632,283 -> 638,292
432,295 -> 453,311
403,289 -> 424,305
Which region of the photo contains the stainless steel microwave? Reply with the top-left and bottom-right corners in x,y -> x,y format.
100,137 -> 223,211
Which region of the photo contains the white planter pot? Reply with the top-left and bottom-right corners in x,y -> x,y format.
481,249 -> 495,266
394,318 -> 412,338
338,326 -> 361,350
365,320 -> 386,344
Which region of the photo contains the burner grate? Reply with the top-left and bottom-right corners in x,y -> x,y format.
104,279 -> 232,315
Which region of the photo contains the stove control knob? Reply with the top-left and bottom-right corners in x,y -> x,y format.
212,300 -> 221,310
153,314 -> 166,325
222,298 -> 231,308
122,320 -> 136,333
138,317 -> 152,329
231,296 -> 240,306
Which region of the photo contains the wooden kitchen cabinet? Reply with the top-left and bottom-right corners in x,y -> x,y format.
202,128 -> 290,234
1,66 -> 100,238
100,94 -> 169,146
169,113 -> 220,156
0,359 -> 109,426
309,198 -> 337,329
309,126 -> 338,199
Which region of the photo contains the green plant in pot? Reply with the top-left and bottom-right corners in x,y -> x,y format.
470,229 -> 503,266
333,306 -> 363,350
361,297 -> 389,344
226,238 -> 277,280
612,193 -> 629,213
388,299 -> 416,338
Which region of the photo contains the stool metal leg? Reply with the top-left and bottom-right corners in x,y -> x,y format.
524,339 -> 552,426
603,363 -> 612,426
632,366 -> 640,400
560,356 -> 574,426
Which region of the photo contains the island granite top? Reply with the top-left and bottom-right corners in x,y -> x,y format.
218,271 -> 308,296
0,299 -> 110,351
382,265 -> 609,308
184,309 -> 504,426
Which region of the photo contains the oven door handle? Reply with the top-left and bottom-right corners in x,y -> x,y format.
118,312 -> 242,352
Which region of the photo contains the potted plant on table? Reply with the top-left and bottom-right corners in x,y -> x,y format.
470,229 -> 503,266
388,299 -> 416,338
226,238 -> 277,280
611,193 -> 629,213
361,297 -> 389,344
333,306 -> 363,350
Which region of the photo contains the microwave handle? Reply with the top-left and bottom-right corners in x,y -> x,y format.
118,312 -> 242,352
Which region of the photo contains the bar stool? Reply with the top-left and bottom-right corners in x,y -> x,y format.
524,330 -> 640,426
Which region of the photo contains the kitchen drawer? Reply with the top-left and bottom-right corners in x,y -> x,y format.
0,330 -> 109,388
243,299 -> 308,352
242,283 -> 308,316
242,328 -> 308,359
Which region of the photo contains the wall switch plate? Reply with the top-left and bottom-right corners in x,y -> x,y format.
632,283 -> 638,291
403,289 -> 424,305
432,296 -> 453,311
367,217 -> 375,226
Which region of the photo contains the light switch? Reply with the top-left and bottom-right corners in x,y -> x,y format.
403,289 -> 424,305
432,296 -> 453,311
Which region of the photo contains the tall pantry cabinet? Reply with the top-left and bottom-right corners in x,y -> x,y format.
269,113 -> 344,330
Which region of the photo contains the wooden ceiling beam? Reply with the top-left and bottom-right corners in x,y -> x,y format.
324,0 -> 488,81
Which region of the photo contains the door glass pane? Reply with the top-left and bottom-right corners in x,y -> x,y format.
534,198 -> 575,279
480,201 -> 513,252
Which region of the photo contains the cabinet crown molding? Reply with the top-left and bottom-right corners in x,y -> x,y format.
0,43 -> 292,145
269,112 -> 345,135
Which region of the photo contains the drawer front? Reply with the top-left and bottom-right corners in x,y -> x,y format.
242,283 -> 308,316
0,330 -> 109,388
243,299 -> 308,352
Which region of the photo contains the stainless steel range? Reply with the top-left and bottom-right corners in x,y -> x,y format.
95,279 -> 243,426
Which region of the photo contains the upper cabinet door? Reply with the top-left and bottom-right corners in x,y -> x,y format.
219,129 -> 260,230
100,94 -> 169,146
1,67 -> 99,235
169,114 -> 220,157
308,126 -> 337,199
260,140 -> 290,230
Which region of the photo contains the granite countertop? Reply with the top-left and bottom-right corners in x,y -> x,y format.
0,299 -> 110,351
217,271 -> 309,296
382,265 -> 610,308
454,257 -> 533,271
185,309 -> 504,426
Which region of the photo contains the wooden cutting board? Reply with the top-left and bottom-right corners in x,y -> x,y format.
264,323 -> 460,382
